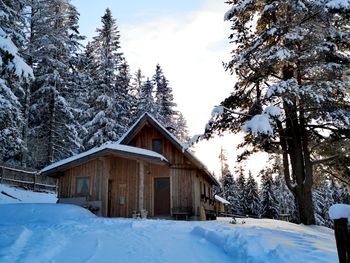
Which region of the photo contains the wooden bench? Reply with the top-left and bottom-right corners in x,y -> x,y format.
172,207 -> 192,220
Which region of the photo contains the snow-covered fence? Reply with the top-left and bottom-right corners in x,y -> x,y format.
0,164 -> 57,192
329,204 -> 350,263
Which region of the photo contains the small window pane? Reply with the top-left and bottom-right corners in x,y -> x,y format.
76,177 -> 90,195
152,139 -> 163,154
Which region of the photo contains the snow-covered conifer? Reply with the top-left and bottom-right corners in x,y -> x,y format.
206,0 -> 350,225
245,171 -> 260,217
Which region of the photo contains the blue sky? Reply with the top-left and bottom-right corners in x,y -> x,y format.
72,0 -> 204,40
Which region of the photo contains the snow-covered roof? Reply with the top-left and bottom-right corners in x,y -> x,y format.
118,113 -> 219,186
214,195 -> 230,205
41,143 -> 168,175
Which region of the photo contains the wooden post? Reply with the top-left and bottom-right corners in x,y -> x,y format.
138,161 -> 145,212
334,218 -> 350,263
33,173 -> 37,191
0,166 -> 3,184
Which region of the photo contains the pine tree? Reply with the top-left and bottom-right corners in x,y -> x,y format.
129,68 -> 144,120
172,111 -> 190,143
138,77 -> 155,116
313,179 -> 334,227
28,0 -> 82,167
221,172 -> 239,214
206,0 -> 350,225
152,64 -> 177,126
245,171 -> 261,217
235,166 -> 247,215
274,174 -> 298,222
82,8 -> 127,150
115,58 -> 132,128
260,170 -> 279,219
0,0 -> 33,164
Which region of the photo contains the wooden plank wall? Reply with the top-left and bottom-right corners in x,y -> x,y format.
108,156 -> 138,218
59,158 -> 108,215
128,124 -> 215,216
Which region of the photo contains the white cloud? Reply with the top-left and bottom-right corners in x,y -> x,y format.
120,0 -> 234,135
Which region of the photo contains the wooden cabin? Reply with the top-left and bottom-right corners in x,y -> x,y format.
41,113 -> 219,220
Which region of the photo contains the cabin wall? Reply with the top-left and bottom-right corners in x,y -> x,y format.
128,124 -> 215,217
107,156 -> 138,217
58,158 -> 109,216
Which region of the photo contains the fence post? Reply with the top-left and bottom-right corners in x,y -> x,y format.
0,166 -> 3,184
33,172 -> 36,191
334,218 -> 350,263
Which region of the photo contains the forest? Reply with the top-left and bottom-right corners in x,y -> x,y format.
0,1 -> 189,170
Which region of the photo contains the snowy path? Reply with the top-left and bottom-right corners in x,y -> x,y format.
0,204 -> 338,263
0,219 -> 232,263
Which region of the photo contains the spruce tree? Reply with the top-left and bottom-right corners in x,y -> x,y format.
0,0 -> 33,164
274,174 -> 298,222
206,0 -> 350,225
82,8 -> 127,149
129,68 -> 144,120
260,170 -> 279,219
138,78 -> 155,117
221,172 -> 239,214
152,64 -> 177,126
28,0 -> 82,168
245,171 -> 261,217
235,166 -> 247,215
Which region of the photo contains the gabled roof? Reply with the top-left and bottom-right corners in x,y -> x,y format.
118,113 -> 219,186
41,143 -> 168,175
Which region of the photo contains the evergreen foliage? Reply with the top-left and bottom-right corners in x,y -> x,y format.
82,8 -> 127,150
206,0 -> 350,224
27,0 -> 82,168
245,171 -> 260,217
0,0 -> 33,164
260,170 -> 279,219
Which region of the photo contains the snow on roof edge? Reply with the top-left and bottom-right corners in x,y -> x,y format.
41,143 -> 168,174
215,195 -> 230,204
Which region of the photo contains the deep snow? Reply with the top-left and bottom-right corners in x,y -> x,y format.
0,203 -> 337,263
0,184 -> 57,204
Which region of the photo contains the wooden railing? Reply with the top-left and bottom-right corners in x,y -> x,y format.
0,164 -> 57,192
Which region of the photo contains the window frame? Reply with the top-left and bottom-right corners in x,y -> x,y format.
76,176 -> 90,196
152,138 -> 163,154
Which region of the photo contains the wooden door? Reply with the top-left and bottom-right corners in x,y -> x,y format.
154,177 -> 170,216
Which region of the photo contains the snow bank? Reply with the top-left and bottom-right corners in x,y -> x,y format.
0,211 -> 337,263
192,218 -> 337,263
0,184 -> 57,204
329,204 -> 350,220
0,203 -> 95,225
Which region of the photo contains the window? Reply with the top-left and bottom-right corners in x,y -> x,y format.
76,177 -> 90,195
152,139 -> 163,154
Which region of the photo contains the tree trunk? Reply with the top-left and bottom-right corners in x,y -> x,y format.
280,66 -> 316,225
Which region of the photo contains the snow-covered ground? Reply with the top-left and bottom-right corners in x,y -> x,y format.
0,184 -> 57,204
0,203 -> 337,263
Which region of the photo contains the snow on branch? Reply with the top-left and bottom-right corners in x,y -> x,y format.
326,0 -> 350,10
0,28 -> 33,79
243,114 -> 274,136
